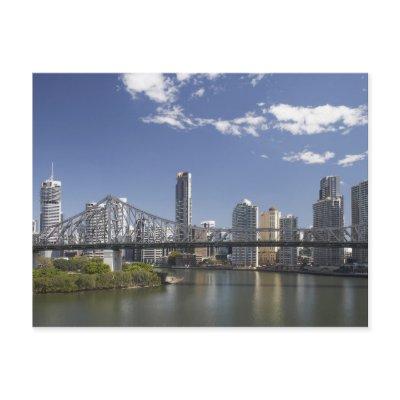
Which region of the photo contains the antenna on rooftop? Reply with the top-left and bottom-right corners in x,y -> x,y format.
50,162 -> 54,180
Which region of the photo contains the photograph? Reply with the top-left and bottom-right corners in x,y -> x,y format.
32,73 -> 368,327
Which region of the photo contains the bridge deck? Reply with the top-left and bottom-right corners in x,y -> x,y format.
33,240 -> 367,252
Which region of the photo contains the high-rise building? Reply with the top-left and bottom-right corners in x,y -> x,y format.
259,207 -> 281,265
176,171 -> 192,226
313,176 -> 344,266
351,180 -> 368,264
231,199 -> 258,268
32,219 -> 37,234
278,215 -> 298,266
40,164 -> 62,239
319,176 -> 340,200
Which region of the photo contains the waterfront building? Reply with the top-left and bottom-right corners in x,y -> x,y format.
231,199 -> 258,268
259,207 -> 281,265
40,164 -> 62,236
141,225 -> 164,264
194,221 -> 216,260
351,180 -> 368,264
278,215 -> 298,266
313,176 -> 344,266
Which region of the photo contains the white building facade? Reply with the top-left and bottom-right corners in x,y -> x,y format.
231,199 -> 258,268
278,215 -> 298,266
40,168 -> 62,239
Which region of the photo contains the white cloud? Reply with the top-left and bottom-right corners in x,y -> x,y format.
176,73 -> 191,82
283,150 -> 335,164
337,152 -> 367,167
192,87 -> 205,98
121,73 -> 177,103
250,74 -> 265,87
141,106 -> 196,130
204,73 -> 221,80
206,112 -> 268,137
260,154 -> 269,159
142,108 -> 268,137
268,104 -> 367,135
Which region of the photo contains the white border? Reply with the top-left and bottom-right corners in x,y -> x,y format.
1,1 -> 399,399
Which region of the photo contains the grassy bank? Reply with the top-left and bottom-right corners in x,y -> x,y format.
33,257 -> 162,294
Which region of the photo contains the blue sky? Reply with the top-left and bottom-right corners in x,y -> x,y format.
33,73 -> 368,227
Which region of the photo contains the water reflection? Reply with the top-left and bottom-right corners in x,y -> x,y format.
33,270 -> 368,327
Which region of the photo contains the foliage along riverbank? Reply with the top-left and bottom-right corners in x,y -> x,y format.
33,257 -> 162,294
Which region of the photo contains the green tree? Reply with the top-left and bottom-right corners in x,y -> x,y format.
167,251 -> 182,266
36,256 -> 54,269
83,260 -> 110,274
123,262 -> 154,272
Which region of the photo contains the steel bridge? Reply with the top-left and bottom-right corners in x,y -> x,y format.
33,195 -> 368,254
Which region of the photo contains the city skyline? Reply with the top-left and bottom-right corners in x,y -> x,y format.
33,73 -> 368,227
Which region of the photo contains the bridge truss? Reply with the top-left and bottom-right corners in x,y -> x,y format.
33,195 -> 368,251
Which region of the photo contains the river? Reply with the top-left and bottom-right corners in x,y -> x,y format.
33,269 -> 368,327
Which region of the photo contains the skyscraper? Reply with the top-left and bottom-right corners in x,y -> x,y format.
176,171 -> 192,225
319,176 -> 340,200
40,163 -> 62,237
351,180 -> 368,264
313,176 -> 344,266
232,199 -> 258,268
259,207 -> 281,265
278,215 -> 298,266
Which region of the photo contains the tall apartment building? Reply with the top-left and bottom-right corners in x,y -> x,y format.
40,164 -> 62,239
313,176 -> 344,266
351,180 -> 368,264
176,171 -> 192,226
259,207 -> 281,265
278,215 -> 298,266
319,176 -> 340,200
231,199 -> 258,268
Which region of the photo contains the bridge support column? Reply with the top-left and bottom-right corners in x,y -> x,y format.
103,249 -> 122,271
33,252 -> 41,268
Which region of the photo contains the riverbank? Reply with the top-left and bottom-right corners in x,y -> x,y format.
33,268 -> 164,294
